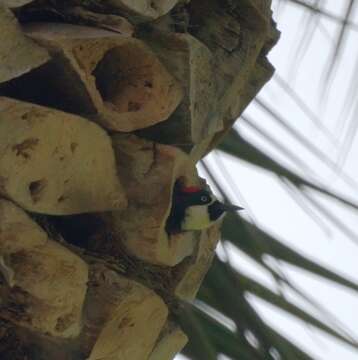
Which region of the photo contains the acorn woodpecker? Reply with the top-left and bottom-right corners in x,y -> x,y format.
165,182 -> 243,234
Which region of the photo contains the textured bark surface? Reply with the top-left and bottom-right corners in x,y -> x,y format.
149,322 -> 188,360
0,199 -> 88,338
174,222 -> 221,300
103,134 -> 200,265
18,23 -> 183,132
137,32 -> 221,146
0,97 -> 127,214
1,1 -> 35,7
101,0 -> 181,21
0,6 -> 49,83
0,0 -> 278,358
83,264 -> 168,360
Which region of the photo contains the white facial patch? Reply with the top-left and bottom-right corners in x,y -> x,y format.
181,205 -> 211,230
181,195 -> 221,231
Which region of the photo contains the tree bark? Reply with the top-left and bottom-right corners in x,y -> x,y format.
0,0 -> 278,358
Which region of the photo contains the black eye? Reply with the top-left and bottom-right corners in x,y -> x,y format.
201,196 -> 209,202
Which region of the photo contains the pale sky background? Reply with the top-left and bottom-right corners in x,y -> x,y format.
177,0 -> 358,359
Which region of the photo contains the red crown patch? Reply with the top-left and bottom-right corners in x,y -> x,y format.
182,186 -> 201,193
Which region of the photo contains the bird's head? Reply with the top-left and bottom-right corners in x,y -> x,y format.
166,184 -> 243,233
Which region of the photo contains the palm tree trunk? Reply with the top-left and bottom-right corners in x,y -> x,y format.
0,1 -> 278,359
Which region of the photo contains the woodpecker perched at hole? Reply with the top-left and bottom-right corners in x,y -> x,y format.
165,182 -> 243,234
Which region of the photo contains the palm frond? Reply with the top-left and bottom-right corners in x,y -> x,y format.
273,73 -> 335,143
284,0 -> 358,30
218,129 -> 358,211
222,214 -> 358,292
287,0 -> 322,82
323,0 -> 355,85
253,97 -> 349,178
183,1 -> 358,359
241,114 -> 319,177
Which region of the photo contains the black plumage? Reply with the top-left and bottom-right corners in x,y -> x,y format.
207,200 -> 227,221
165,182 -> 212,234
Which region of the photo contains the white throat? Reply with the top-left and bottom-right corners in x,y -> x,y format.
182,205 -> 211,230
181,196 -> 223,231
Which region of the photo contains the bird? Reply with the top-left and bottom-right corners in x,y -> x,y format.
165,182 -> 243,234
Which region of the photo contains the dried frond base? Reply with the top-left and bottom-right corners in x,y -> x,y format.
83,263 -> 168,360
98,134 -> 203,266
0,97 -> 127,214
0,199 -> 88,338
12,22 -> 183,132
103,0 -> 181,21
149,321 -> 188,360
0,5 -> 49,84
137,31 -> 222,147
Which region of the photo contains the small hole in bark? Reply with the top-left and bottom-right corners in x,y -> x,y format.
45,214 -> 107,250
55,313 -> 73,332
12,138 -> 39,159
118,316 -> 131,329
29,179 -> 47,203
128,101 -> 141,112
70,142 -> 78,153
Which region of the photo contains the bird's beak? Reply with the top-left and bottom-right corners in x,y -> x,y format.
221,203 -> 244,212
